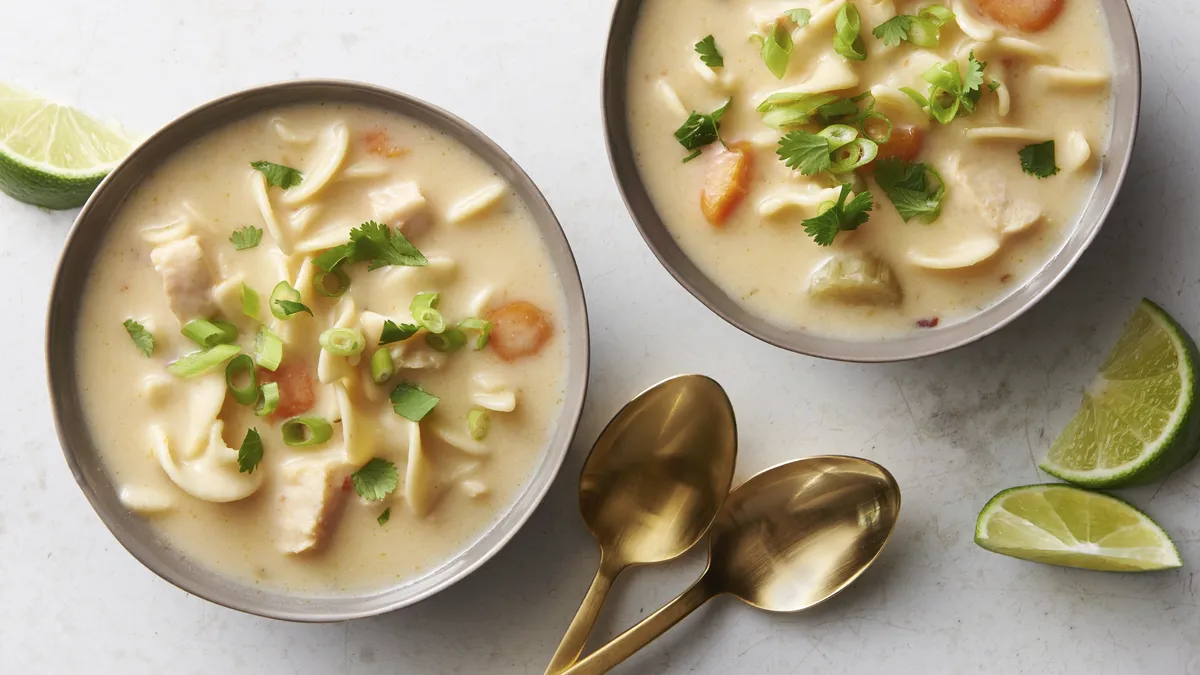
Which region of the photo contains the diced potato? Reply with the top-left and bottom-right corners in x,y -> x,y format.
487,301 -> 553,361
809,254 -> 903,306
972,0 -> 1064,32
700,144 -> 752,226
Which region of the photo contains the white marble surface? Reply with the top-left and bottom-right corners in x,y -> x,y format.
3,0 -> 1199,672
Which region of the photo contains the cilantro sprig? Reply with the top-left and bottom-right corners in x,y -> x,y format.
379,320 -> 420,345
314,221 -> 428,275
803,184 -> 874,246
229,226 -> 263,251
250,161 -> 303,189
872,6 -> 954,48
674,100 -> 730,162
902,53 -> 988,124
352,458 -> 399,501
695,35 -> 723,68
874,159 -> 946,222
237,428 -> 263,474
777,130 -> 835,175
123,319 -> 154,357
1019,141 -> 1060,178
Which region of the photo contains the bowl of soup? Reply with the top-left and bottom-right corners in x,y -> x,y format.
46,80 -> 589,620
605,0 -> 1139,361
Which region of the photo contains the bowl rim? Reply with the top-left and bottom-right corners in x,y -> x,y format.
45,78 -> 591,621
602,0 -> 1142,362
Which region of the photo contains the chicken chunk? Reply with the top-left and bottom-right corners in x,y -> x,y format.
149,235 -> 216,323
276,458 -> 347,555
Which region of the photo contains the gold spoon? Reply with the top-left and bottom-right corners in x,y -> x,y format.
561,455 -> 901,675
544,374 -> 737,674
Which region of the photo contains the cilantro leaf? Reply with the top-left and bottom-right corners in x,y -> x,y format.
313,243 -> 354,272
834,2 -> 867,61
276,299 -> 312,317
250,161 -> 303,189
237,428 -> 263,474
920,53 -> 988,123
391,383 -> 440,422
349,220 -> 428,270
1019,141 -> 1060,179
777,131 -> 832,175
352,458 -> 400,501
674,100 -> 730,155
785,8 -> 812,26
122,319 -> 154,357
695,35 -> 723,68
874,158 -> 946,222
229,226 -> 263,251
801,184 -> 873,246
377,507 -> 391,526
963,52 -> 987,94
379,320 -> 420,345
872,15 -> 913,47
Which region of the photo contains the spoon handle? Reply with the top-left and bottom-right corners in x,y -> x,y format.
560,578 -> 715,675
544,555 -> 623,674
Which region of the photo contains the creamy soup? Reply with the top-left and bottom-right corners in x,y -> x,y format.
76,103 -> 568,592
627,0 -> 1113,338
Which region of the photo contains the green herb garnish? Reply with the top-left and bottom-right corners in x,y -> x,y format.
1019,141 -> 1060,178
874,159 -> 946,222
761,19 -> 794,78
777,130 -> 834,175
390,383 -> 440,422
352,458 -> 400,502
123,319 -> 154,357
250,161 -> 303,189
379,320 -> 420,345
237,428 -> 263,474
349,221 -> 427,270
802,184 -> 873,246
674,100 -> 730,159
229,226 -> 263,251
377,507 -> 391,526
872,6 -> 953,48
784,8 -> 812,26
695,35 -> 723,68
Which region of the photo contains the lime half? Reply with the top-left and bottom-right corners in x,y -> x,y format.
0,82 -> 133,209
1040,299 -> 1200,488
975,484 -> 1181,572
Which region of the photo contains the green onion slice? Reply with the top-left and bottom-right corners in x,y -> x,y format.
834,2 -> 867,61
817,124 -> 860,151
242,283 -> 261,321
166,344 -> 241,378
319,327 -> 366,356
371,348 -> 395,384
255,382 -> 280,417
467,408 -> 491,441
458,318 -> 492,350
269,280 -> 310,319
861,111 -> 893,143
280,416 -> 334,447
761,18 -> 794,79
254,326 -> 283,371
829,137 -> 879,172
225,354 -> 258,405
390,383 -> 440,422
181,319 -> 236,348
425,328 -> 467,353
410,292 -> 446,334
313,267 -> 350,297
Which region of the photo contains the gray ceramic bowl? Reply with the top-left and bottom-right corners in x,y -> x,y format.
603,0 -> 1141,362
45,80 -> 590,621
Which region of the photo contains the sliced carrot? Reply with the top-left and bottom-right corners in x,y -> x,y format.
700,144 -> 752,227
364,129 -> 409,158
872,126 -> 925,166
487,301 -> 553,362
973,0 -> 1064,32
258,360 -> 316,421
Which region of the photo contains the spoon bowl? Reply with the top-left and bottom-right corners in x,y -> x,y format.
563,456 -> 901,674
544,375 -> 737,673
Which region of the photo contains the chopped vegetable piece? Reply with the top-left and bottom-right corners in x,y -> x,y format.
348,220 -> 428,270
225,354 -> 259,405
917,317 -> 940,328
973,0 -> 1063,32
319,327 -> 366,356
761,18 -> 794,79
391,383 -> 440,422
258,361 -> 315,419
269,281 -> 310,319
313,267 -> 350,297
250,160 -> 303,189
181,319 -> 237,348
281,416 -> 334,447
874,158 -> 945,222
674,100 -> 730,159
377,507 -> 392,526
872,7 -> 952,48
410,293 -> 446,334
379,320 -> 420,345
487,301 -> 553,362
241,283 -> 261,321
701,143 -> 752,226
123,319 -> 154,357
426,328 -> 467,352
459,318 -> 492,350
757,92 -> 839,128
166,344 -> 241,378
809,253 -> 902,305
829,138 -> 879,173
229,226 -> 263,251
352,458 -> 399,501
237,428 -> 263,474
255,381 -> 280,417
802,184 -> 874,246
834,2 -> 867,61
371,348 -> 395,384
695,35 -> 723,68
871,125 -> 924,165
468,408 -> 491,441
784,8 -> 812,26
254,326 -> 283,371
1019,141 -> 1060,178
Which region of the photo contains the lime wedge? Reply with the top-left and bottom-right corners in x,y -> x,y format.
975,484 -> 1180,571
0,82 -> 133,209
1040,299 -> 1200,488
